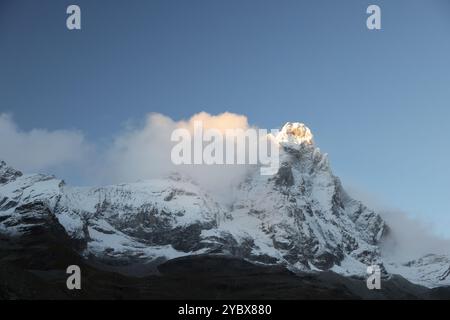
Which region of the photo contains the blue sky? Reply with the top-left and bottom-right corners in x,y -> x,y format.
1,0 -> 450,236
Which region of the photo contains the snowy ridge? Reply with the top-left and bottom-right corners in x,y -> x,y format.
384,254 -> 450,288
1,123 -> 449,288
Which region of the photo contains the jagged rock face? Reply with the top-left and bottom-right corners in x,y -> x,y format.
0,161 -> 22,185
0,123 -> 449,288
0,200 -> 83,270
54,177 -> 228,263
228,126 -> 385,270
0,168 -> 227,264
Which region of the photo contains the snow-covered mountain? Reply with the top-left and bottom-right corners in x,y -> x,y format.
1,122 -> 449,288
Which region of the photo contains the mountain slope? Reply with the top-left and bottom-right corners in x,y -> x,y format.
3,255 -> 448,300
219,123 -> 385,271
1,123 -> 449,291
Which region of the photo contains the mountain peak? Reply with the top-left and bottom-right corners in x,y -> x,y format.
0,160 -> 22,184
276,122 -> 314,147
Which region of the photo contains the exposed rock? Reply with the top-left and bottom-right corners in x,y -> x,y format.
0,161 -> 22,185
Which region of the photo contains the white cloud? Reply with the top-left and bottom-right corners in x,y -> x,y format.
380,209 -> 450,261
99,112 -> 254,204
0,111 -> 255,201
0,113 -> 92,173
344,184 -> 450,261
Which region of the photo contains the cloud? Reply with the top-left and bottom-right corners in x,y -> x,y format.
0,111 -> 257,202
99,112 -> 254,204
0,113 -> 92,173
344,184 -> 450,261
380,210 -> 450,261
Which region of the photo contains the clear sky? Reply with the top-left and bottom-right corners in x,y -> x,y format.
1,0 -> 450,236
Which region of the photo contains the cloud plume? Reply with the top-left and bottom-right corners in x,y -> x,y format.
345,185 -> 450,262
99,112 -> 254,203
0,113 -> 91,173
